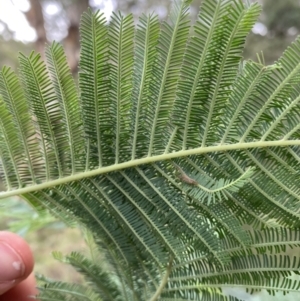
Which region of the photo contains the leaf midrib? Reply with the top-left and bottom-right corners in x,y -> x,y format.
1,140 -> 299,199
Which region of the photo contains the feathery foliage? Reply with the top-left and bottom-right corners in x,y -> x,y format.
1,0 -> 300,300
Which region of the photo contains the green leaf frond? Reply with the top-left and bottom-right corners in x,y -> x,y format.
160,297 -> 240,301
79,9 -> 111,168
109,12 -> 135,164
160,290 -> 241,301
1,0 -> 300,300
168,228 -> 300,299
131,13 -> 160,159
0,96 -> 23,188
19,52 -> 64,179
0,67 -> 41,186
168,254 -> 300,297
46,42 -> 85,174
239,37 -> 300,143
53,251 -> 123,301
172,0 -> 261,150
36,279 -> 103,301
168,161 -> 254,204
147,0 -> 191,155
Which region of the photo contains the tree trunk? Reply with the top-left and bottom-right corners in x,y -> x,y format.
63,0 -> 90,73
25,0 -> 47,58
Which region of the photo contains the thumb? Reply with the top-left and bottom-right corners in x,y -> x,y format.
0,232 -> 34,295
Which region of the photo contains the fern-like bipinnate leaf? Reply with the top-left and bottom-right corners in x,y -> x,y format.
1,0 -> 300,300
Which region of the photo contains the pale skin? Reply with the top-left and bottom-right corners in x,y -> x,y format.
0,231 -> 38,301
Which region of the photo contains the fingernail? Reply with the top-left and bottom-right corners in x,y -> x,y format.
0,241 -> 25,282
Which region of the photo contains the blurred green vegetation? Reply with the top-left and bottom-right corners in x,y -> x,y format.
0,197 -> 88,282
0,197 -> 60,236
0,38 -> 32,71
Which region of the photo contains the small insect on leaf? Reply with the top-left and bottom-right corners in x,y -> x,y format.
172,162 -> 199,186
179,173 -> 199,186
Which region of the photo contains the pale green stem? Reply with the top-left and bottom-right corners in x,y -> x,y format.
1,140 -> 300,199
149,256 -> 173,301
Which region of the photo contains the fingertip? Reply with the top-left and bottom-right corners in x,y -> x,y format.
0,231 -> 34,279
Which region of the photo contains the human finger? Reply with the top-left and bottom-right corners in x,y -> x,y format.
0,231 -> 35,297
0,272 -> 38,301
